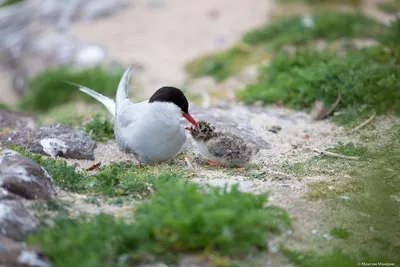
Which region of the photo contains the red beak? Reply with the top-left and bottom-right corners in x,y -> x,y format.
182,112 -> 199,128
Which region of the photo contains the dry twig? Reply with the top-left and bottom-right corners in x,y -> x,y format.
312,148 -> 359,160
184,156 -> 194,169
349,111 -> 376,134
86,162 -> 101,171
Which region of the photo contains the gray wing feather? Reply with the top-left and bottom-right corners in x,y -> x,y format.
207,138 -> 233,157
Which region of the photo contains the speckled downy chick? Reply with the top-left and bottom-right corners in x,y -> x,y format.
188,120 -> 258,167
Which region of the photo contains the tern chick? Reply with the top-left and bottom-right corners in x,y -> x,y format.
188,120 -> 258,167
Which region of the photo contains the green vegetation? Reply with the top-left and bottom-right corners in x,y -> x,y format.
276,0 -> 361,5
242,12 -> 383,48
330,227 -> 351,239
8,145 -> 188,197
377,1 -> 400,14
236,17 -> 400,125
19,65 -> 123,113
288,126 -> 400,263
186,12 -> 385,81
82,114 -> 114,141
30,198 -> 70,224
0,0 -> 24,7
0,103 -> 9,110
185,46 -> 268,81
304,180 -> 364,200
237,46 -> 400,124
136,183 -> 291,254
28,180 -> 292,266
382,17 -> 400,48
282,248 -> 358,267
326,142 -> 368,157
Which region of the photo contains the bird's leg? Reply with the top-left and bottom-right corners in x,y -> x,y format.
208,160 -> 223,166
138,162 -> 143,168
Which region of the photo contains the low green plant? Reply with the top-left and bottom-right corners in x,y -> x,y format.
242,12 -> 384,48
0,0 -> 24,7
136,182 -> 292,254
185,46 -> 267,81
237,47 -> 400,124
0,103 -> 9,110
84,162 -> 183,197
6,145 -> 187,197
326,142 -> 368,157
281,248 -> 358,267
30,198 -> 70,225
330,227 -> 351,239
19,65 -> 123,112
28,214 -> 146,267
186,12 -> 385,81
381,17 -> 400,49
28,180 -> 292,266
276,0 -> 361,5
377,1 -> 400,14
82,114 -> 115,141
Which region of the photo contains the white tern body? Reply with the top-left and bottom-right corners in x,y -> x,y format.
75,65 -> 187,164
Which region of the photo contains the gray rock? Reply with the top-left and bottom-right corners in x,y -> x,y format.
0,234 -> 52,267
0,149 -> 56,200
0,110 -> 35,130
0,124 -> 96,159
0,188 -> 39,241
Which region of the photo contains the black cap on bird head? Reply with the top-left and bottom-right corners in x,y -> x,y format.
149,86 -> 188,113
149,86 -> 199,128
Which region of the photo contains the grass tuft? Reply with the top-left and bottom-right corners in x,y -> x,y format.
276,0 -> 361,5
330,227 -> 351,239
185,46 -> 268,81
242,12 -> 384,48
82,114 -> 115,141
237,46 -> 400,124
5,145 -> 190,197
377,1 -> 400,14
282,247 -> 358,267
136,182 -> 292,254
326,142 -> 368,157
0,0 -> 24,7
28,181 -> 292,266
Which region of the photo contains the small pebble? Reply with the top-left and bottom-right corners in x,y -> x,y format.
311,229 -> 318,235
268,125 -> 282,134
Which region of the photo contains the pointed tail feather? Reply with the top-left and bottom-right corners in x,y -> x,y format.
65,81 -> 116,117
116,64 -> 134,115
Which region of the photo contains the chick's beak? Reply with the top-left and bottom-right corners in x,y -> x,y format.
182,112 -> 199,128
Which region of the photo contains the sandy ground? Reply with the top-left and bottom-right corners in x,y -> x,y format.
69,0 -> 272,100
